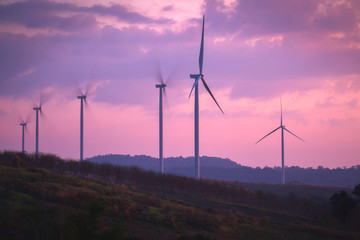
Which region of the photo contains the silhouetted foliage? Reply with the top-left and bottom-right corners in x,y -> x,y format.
0,151 -> 331,218
353,183 -> 360,203
178,234 -> 216,240
1,151 -> 360,240
63,198 -> 106,240
330,190 -> 356,222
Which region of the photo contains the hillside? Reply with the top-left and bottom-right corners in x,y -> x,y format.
1,151 -> 360,240
88,154 -> 360,187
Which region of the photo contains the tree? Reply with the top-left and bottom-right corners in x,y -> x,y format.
330,190 -> 356,223
352,183 -> 360,203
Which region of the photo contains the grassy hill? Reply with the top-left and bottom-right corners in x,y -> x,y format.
1,151 -> 360,240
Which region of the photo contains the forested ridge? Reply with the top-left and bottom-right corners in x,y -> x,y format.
88,154 -> 360,187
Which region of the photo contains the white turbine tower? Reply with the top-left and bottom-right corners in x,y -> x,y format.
32,92 -> 48,157
156,82 -> 166,173
78,94 -> 86,162
255,99 -> 304,184
189,15 -> 224,180
19,113 -> 30,153
155,65 -> 168,174
77,83 -> 95,162
20,121 -> 27,153
33,105 -> 42,157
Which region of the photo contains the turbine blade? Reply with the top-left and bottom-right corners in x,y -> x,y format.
164,66 -> 177,87
163,87 -> 169,107
25,110 -> 32,124
255,126 -> 281,144
77,88 -> 84,97
280,96 -> 283,126
199,15 -> 205,75
39,109 -> 48,123
284,127 -> 305,142
39,90 -> 50,107
18,114 -> 25,124
155,59 -> 164,84
39,92 -> 44,107
188,75 -> 201,99
201,77 -> 224,114
75,81 -> 84,96
84,98 -> 90,110
163,87 -> 167,101
85,82 -> 96,96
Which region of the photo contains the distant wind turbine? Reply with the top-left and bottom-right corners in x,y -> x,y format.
33,104 -> 42,157
77,83 -> 95,162
78,94 -> 86,162
33,92 -> 49,157
19,122 -> 27,152
255,98 -> 304,184
19,113 -> 30,153
189,15 -> 224,180
155,67 -> 167,174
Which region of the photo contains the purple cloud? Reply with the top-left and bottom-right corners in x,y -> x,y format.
0,0 -> 359,103
0,1 -> 171,32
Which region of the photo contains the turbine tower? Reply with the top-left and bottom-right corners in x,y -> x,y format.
33,105 -> 42,157
77,83 -> 96,162
189,15 -> 224,180
20,122 -> 27,152
255,99 -> 304,184
77,94 -> 87,162
156,82 -> 166,173
19,114 -> 30,153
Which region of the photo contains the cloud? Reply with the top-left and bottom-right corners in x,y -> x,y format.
1,0 -> 359,104
162,5 -> 174,11
0,0 -> 172,33
0,1 -> 97,32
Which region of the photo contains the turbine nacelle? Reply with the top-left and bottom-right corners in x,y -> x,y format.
20,123 -> 27,127
33,106 -> 41,111
77,95 -> 87,100
190,74 -> 203,79
155,83 -> 166,88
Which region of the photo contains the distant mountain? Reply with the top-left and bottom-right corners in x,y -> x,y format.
87,154 -> 360,187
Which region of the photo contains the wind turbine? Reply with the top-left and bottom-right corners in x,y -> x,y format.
33,104 -> 42,157
189,15 -> 224,180
77,89 -> 89,162
155,68 -> 167,174
19,113 -> 30,153
255,99 -> 304,184
19,122 -> 27,152
78,94 -> 86,162
77,83 -> 95,162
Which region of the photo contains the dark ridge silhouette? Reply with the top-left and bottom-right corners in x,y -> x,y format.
87,154 -> 360,187
1,150 -> 360,240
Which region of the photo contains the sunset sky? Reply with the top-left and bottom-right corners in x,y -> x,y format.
0,0 -> 359,169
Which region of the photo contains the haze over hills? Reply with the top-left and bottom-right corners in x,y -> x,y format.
87,154 -> 360,187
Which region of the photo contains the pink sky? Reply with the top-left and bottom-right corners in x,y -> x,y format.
0,0 -> 359,168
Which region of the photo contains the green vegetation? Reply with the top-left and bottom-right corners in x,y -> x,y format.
0,151 -> 360,240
